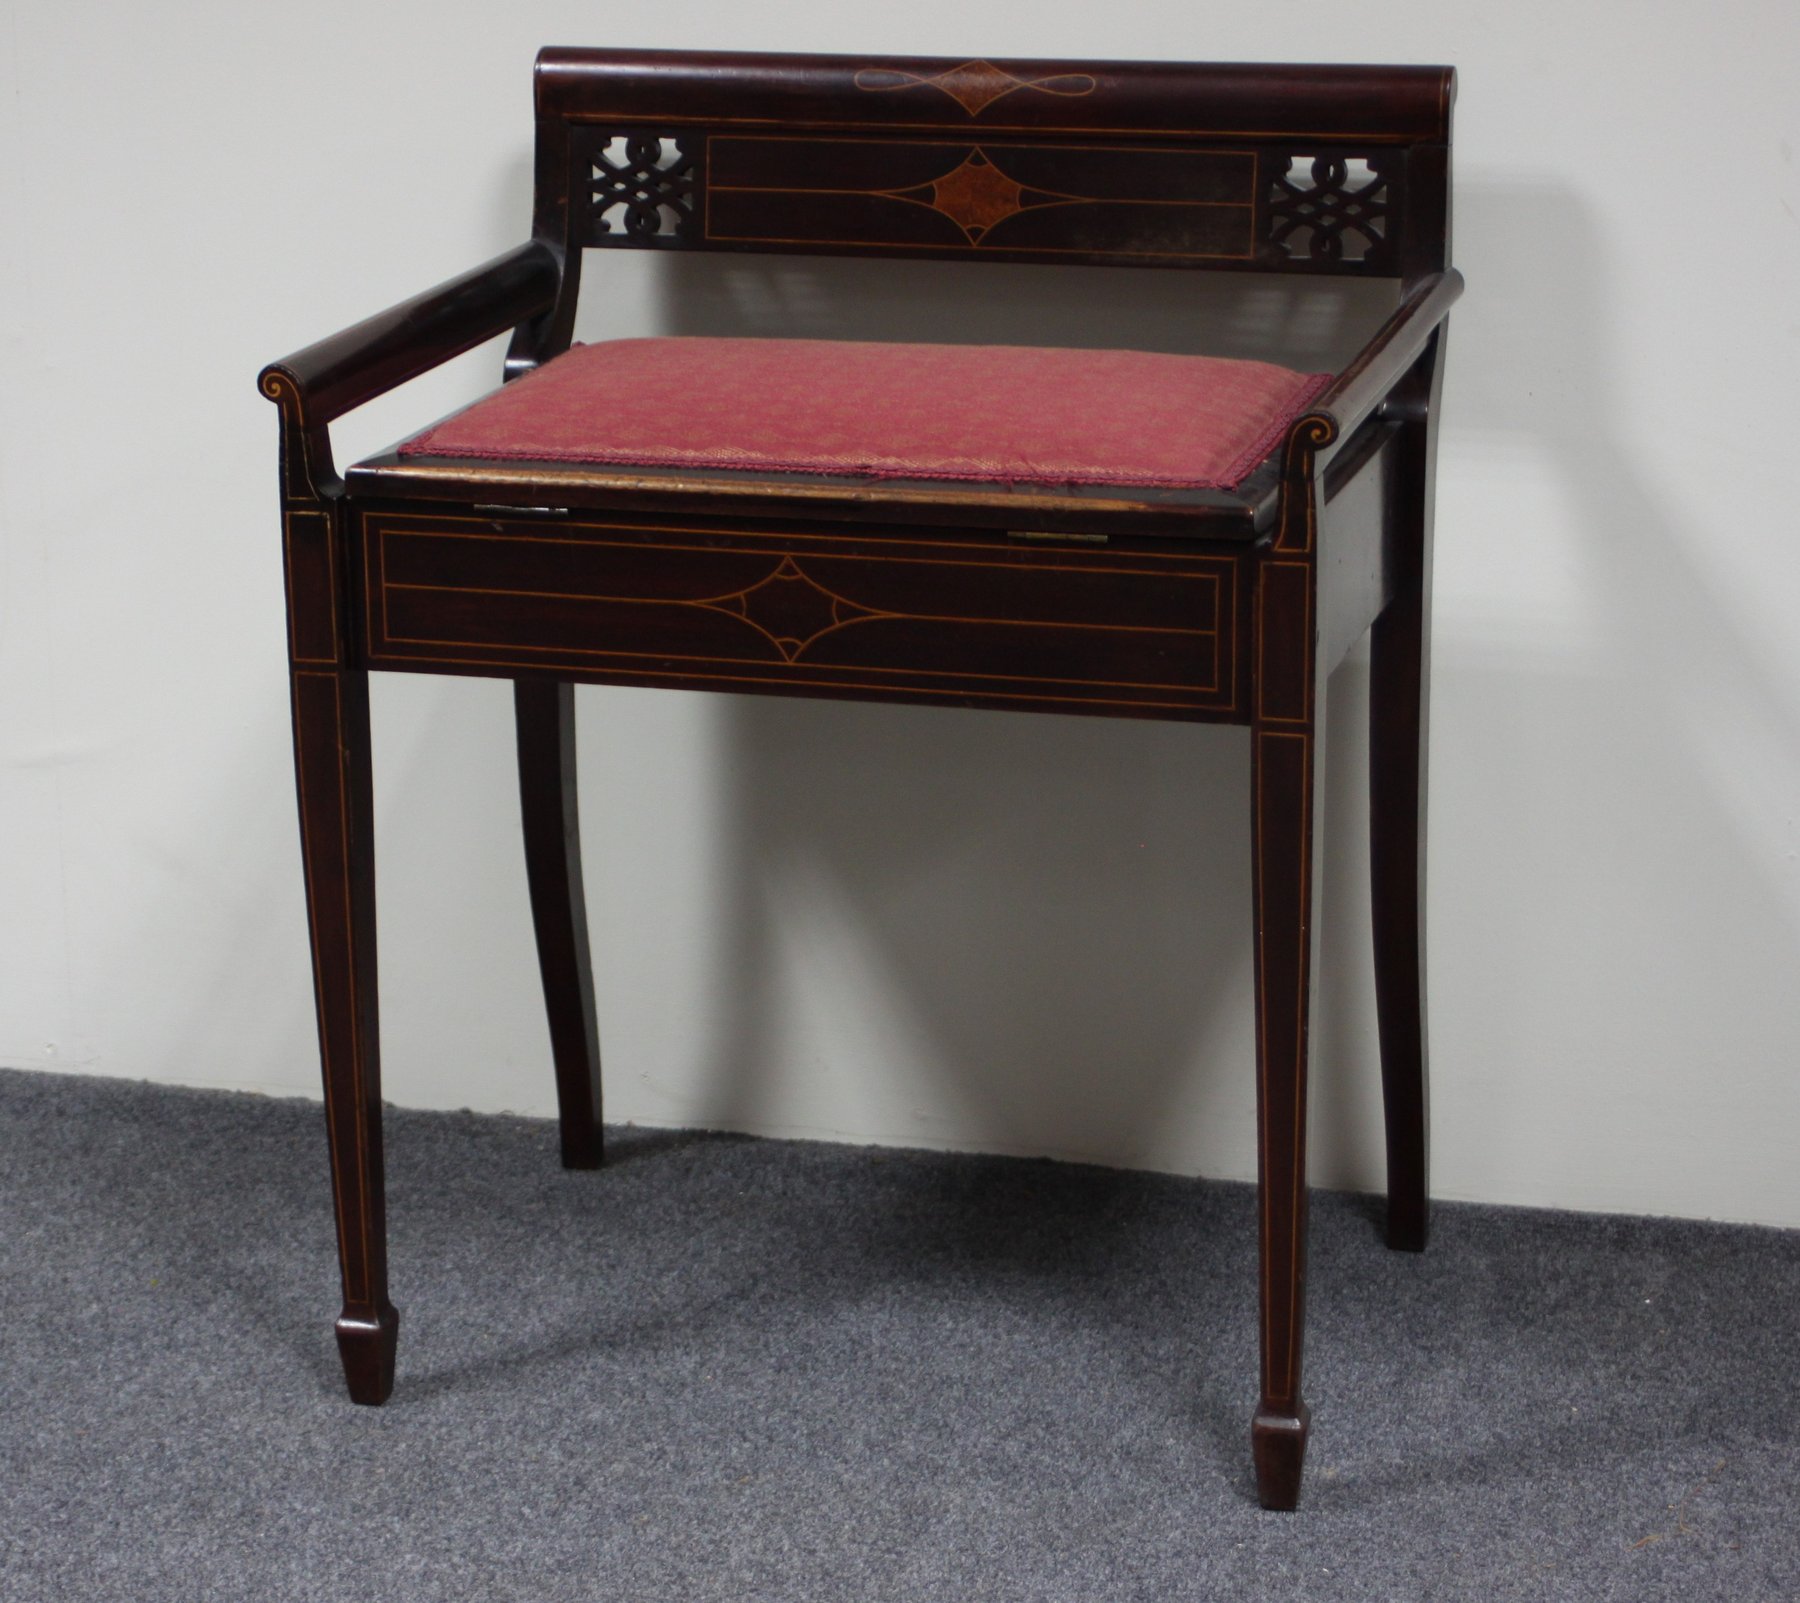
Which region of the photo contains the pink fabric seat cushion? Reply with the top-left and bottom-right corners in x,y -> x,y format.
397,337 -> 1333,492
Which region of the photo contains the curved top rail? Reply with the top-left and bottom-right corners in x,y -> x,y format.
535,48 -> 1454,144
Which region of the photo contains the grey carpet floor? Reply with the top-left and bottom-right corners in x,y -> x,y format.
0,1068 -> 1795,1602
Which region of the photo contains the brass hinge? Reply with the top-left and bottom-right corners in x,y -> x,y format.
1007,528 -> 1108,544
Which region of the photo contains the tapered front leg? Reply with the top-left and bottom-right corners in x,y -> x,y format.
291,665 -> 397,1403
1248,425 -> 1332,1511
1250,713 -> 1326,1509
515,679 -> 604,1169
264,372 -> 397,1402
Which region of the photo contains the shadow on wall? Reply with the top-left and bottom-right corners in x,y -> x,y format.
1417,181 -> 1800,1205
563,249 -> 1405,1177
211,175 -> 1796,1209
549,176 -> 1798,1195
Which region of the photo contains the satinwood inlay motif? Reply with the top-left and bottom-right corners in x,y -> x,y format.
704,136 -> 1258,262
708,556 -> 884,661
919,151 -> 1024,240
853,60 -> 1098,116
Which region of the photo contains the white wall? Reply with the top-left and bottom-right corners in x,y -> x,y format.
3,2 -> 1797,1226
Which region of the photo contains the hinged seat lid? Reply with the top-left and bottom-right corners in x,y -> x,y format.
393,336 -> 1330,493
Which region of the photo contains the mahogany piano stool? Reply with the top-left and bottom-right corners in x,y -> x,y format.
259,48 -> 1461,1511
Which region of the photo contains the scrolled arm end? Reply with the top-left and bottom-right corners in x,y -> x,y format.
1288,410 -> 1341,451
258,241 -> 562,429
258,363 -> 306,416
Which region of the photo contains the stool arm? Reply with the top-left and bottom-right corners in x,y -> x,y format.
258,242 -> 561,431
1304,268 -> 1464,449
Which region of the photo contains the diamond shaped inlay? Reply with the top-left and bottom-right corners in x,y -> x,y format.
932,61 -> 1027,116
927,152 -> 1025,240
853,61 -> 1098,118
709,558 -> 881,662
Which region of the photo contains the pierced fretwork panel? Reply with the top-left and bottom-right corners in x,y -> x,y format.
584,132 -> 702,244
1263,153 -> 1396,270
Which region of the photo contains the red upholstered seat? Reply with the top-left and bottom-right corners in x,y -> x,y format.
397,337 -> 1332,492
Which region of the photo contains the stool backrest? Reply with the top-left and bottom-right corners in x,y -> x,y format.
529,49 -> 1453,285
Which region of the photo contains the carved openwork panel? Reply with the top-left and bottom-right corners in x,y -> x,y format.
1260,152 -> 1397,270
580,131 -> 702,244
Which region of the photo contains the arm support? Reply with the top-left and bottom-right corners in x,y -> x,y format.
258,242 -> 561,428
1310,269 -> 1464,442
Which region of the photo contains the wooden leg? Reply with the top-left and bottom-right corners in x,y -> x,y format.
1370,356 -> 1440,1255
1247,493 -> 1334,1510
291,667 -> 398,1404
1250,717 -> 1325,1509
515,680 -> 604,1169
1369,578 -> 1430,1252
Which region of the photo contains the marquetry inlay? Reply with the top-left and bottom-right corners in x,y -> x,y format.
702,135 -> 1258,262
852,59 -> 1098,116
706,556 -> 884,662
921,151 -> 1025,240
